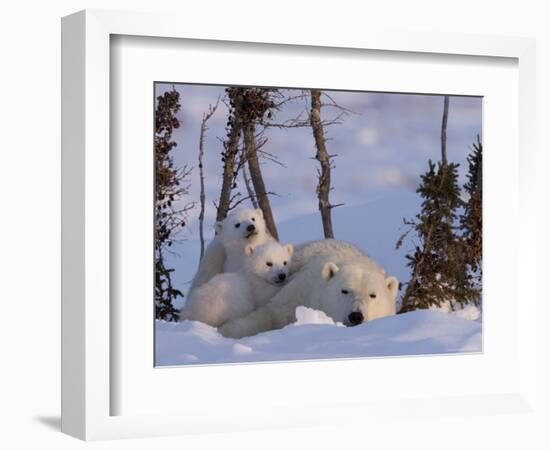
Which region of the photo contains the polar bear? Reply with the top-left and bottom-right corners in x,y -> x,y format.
289,239 -> 370,274
188,208 -> 275,295
180,241 -> 294,327
218,239 -> 399,338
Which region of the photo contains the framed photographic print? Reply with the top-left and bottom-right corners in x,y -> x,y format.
62,9 -> 538,441
153,82 -> 483,367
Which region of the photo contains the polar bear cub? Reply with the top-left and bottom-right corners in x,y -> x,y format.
180,241 -> 294,328
188,208 -> 275,294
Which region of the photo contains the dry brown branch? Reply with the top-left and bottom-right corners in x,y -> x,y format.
321,92 -> 358,116
270,92 -> 309,109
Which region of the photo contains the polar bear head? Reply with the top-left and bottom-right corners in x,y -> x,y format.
244,241 -> 294,285
214,208 -> 267,243
318,260 -> 398,326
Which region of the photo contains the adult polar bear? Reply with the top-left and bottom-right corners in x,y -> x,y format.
188,208 -> 275,294
219,239 -> 399,338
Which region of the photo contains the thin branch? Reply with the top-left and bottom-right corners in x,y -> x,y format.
198,97 -> 220,260
321,92 -> 358,116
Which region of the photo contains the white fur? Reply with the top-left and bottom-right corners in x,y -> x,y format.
188,208 -> 274,294
219,240 -> 398,338
290,238 -> 369,273
180,273 -> 256,327
181,241 -> 294,327
242,241 -> 294,307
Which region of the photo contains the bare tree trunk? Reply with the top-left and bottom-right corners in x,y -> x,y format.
243,123 -> 279,240
216,117 -> 241,222
198,101 -> 219,259
441,95 -> 450,165
242,163 -> 259,209
310,90 -> 335,239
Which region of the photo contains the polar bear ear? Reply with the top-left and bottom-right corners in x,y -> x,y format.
244,244 -> 255,256
285,244 -> 294,257
322,262 -> 339,281
385,276 -> 399,299
214,221 -> 223,235
255,208 -> 264,219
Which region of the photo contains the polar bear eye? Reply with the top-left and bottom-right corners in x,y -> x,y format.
283,261 -> 287,266
251,217 -> 256,222
266,262 -> 273,267
341,289 -> 349,295
369,293 -> 377,299
234,223 -> 241,228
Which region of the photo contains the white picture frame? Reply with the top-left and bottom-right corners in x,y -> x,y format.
61,9 -> 537,441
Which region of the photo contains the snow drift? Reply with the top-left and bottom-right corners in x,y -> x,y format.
155,308 -> 482,366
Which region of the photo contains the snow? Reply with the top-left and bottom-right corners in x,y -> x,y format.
429,301 -> 482,321
155,309 -> 482,366
294,306 -> 344,326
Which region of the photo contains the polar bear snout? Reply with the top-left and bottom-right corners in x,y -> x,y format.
348,311 -> 364,326
269,272 -> 287,285
245,223 -> 258,238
